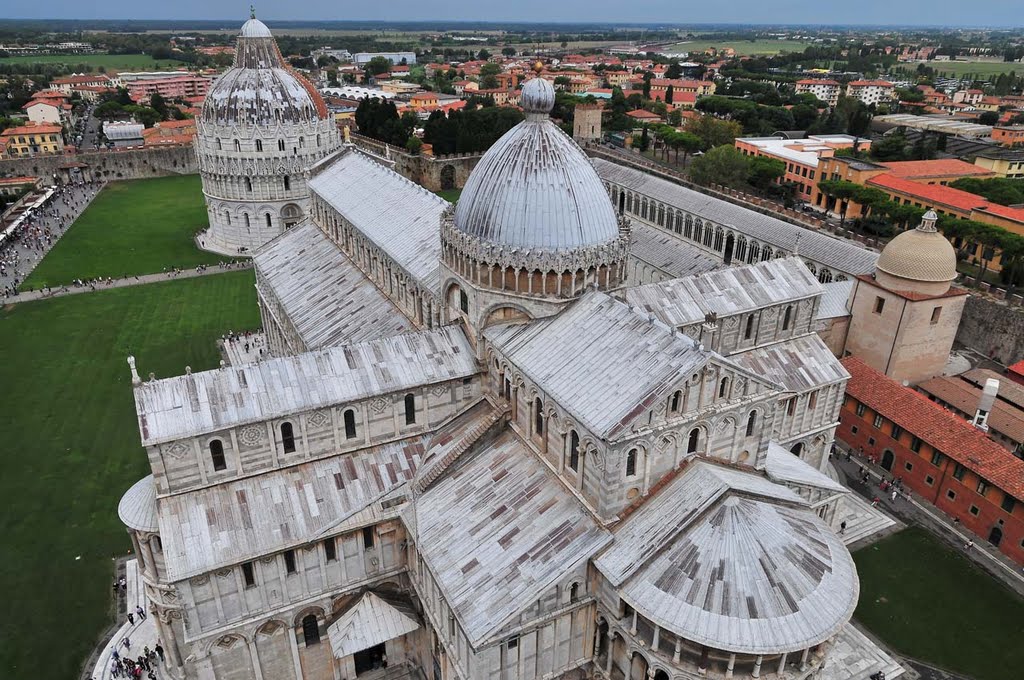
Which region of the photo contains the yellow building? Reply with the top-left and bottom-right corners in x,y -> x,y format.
973,150 -> 1024,179
0,123 -> 64,157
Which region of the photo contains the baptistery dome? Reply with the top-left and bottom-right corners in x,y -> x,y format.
453,77 -> 621,251
875,210 -> 958,295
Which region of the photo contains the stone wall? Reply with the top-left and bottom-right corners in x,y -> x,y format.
955,294 -> 1024,365
0,145 -> 197,184
348,133 -> 482,192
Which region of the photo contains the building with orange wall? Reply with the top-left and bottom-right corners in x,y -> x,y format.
735,135 -> 870,202
992,125 -> 1024,147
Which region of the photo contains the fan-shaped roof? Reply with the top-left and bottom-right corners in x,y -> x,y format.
118,475 -> 158,533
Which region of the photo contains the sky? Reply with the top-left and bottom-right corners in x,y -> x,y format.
3,0 -> 1024,27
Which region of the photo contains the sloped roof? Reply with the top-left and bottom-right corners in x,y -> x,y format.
765,442 -> 847,493
254,220 -> 414,350
623,257 -> 822,328
328,592 -> 420,658
310,150 -> 447,293
916,376 -> 1024,445
816,279 -> 853,320
410,431 -> 611,646
134,325 -> 476,446
731,333 -> 849,394
118,475 -> 159,533
629,221 -> 722,279
485,291 -> 711,439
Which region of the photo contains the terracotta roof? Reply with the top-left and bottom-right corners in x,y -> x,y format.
1,123 -> 62,136
854,274 -> 966,301
797,79 -> 839,86
1009,361 -> 1024,379
975,203 -> 1024,223
627,109 -> 661,119
917,375 -> 1024,445
0,176 -> 38,185
842,356 -> 1024,500
866,173 -> 991,213
848,80 -> 893,87
878,159 -> 994,180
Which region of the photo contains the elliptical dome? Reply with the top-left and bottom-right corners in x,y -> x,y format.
876,210 -> 957,284
452,79 -> 620,251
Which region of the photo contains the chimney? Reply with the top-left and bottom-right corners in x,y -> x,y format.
972,378 -> 999,432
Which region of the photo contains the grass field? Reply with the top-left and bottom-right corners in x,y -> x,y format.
854,527 -> 1024,680
903,60 -> 1022,80
668,38 -> 812,56
434,188 -> 462,203
0,53 -> 186,71
22,175 -> 227,290
0,270 -> 260,680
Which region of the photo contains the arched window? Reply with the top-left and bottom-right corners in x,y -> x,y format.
233,139 -> 240,152
569,430 -> 580,471
685,214 -> 693,238
209,439 -> 226,471
255,139 -> 263,152
225,210 -> 231,225
459,289 -> 469,313
746,411 -> 757,437
283,175 -> 291,191
152,536 -> 162,553
687,428 -> 700,454
718,377 -> 729,399
265,213 -> 272,228
625,449 -> 638,477
245,177 -> 252,192
216,138 -> 222,150
343,409 -> 357,439
744,316 -> 755,340
280,422 -> 296,453
534,397 -> 544,436
404,394 -> 416,425
569,582 -> 579,602
670,390 -> 682,412
278,139 -> 286,151
782,306 -> 793,331
243,213 -> 250,228
302,614 -> 320,646
317,134 -> 322,147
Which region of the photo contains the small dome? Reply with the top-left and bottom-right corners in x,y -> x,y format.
239,18 -> 272,38
453,102 -> 620,251
521,77 -> 555,115
118,475 -> 159,533
876,211 -> 957,284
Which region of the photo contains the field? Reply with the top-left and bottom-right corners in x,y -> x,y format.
854,527 -> 1024,680
901,59 -> 1022,80
0,52 -> 186,71
22,175 -> 226,290
667,38 -> 812,56
434,188 -> 462,203
0,270 -> 260,680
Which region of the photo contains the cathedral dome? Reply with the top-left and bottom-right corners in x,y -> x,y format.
201,16 -> 328,127
876,210 -> 957,287
452,78 -> 620,251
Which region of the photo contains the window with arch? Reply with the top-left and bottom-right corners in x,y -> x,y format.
782,305 -> 793,331
718,377 -> 729,399
280,422 -> 296,453
233,139 -> 240,152
534,398 -> 544,436
265,213 -> 272,228
459,289 -> 469,314
283,175 -> 291,191
625,449 -> 638,477
152,536 -> 162,553
748,243 -> 760,262
245,177 -> 252,192
744,315 -> 755,340
243,213 -> 250,228
569,430 -> 580,471
670,390 -> 682,412
687,428 -> 700,454
685,214 -> 693,238
209,439 -> 226,471
225,210 -> 231,225
255,139 -> 263,152
404,394 -> 417,425
302,614 -> 320,646
216,138 -> 222,150
278,139 -> 286,151
569,582 -> 579,602
299,136 -> 305,148
317,134 -> 322,147
746,411 -> 757,437
762,247 -> 773,262
343,409 -> 357,439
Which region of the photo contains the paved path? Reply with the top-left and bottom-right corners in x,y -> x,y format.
3,262 -> 254,305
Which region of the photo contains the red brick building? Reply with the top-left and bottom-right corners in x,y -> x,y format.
838,356 -> 1024,565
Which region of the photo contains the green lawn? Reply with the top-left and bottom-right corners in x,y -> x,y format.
434,188 -> 462,203
0,53 -> 186,71
0,270 -> 260,680
901,60 -> 1021,80
668,38 -> 812,56
22,175 -> 228,290
854,527 -> 1024,680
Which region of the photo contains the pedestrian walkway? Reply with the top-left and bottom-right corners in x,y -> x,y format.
823,623 -> 909,680
221,331 -> 268,366
3,262 -> 253,305
90,559 -> 168,680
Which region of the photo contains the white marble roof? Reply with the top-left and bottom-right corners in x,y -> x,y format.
310,149 -> 448,293
254,220 -> 414,350
629,221 -> 722,279
594,158 -> 879,276
596,460 -> 857,654
731,334 -> 849,394
328,592 -> 420,658
410,430 -> 611,646
624,257 -> 823,329
158,435 -> 427,581
118,475 -> 159,533
765,442 -> 847,493
485,291 -> 711,439
134,326 -> 476,446
817,279 -> 854,320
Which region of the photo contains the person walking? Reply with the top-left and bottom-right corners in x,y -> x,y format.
839,521 -> 847,535
127,612 -> 135,625
136,605 -> 146,620
890,489 -> 898,502
154,644 -> 165,663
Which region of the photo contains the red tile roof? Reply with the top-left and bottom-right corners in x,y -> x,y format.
848,80 -> 894,87
867,173 -> 991,213
842,356 -> 1024,500
1,123 -> 63,136
878,159 -> 995,180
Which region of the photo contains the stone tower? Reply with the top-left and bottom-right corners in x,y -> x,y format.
845,210 -> 967,385
572,102 -> 602,143
194,12 -> 341,255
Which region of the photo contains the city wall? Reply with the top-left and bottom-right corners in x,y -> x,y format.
349,133 -> 482,192
0,145 -> 198,184
955,295 -> 1024,366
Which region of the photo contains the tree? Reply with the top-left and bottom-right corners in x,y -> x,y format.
978,110 -> 999,126
477,49 -> 491,61
478,62 -> 501,90
637,125 -> 650,152
150,92 -> 169,120
665,85 -> 674,105
870,132 -> 909,161
405,136 -> 423,155
665,61 -> 682,79
365,56 -> 391,77
667,108 -> 683,126
684,115 -> 743,149
748,156 -> 786,193
671,131 -> 703,164
689,145 -> 750,188
642,72 -> 652,100
501,47 -> 516,57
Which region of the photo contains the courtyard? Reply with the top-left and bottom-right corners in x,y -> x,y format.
0,270 -> 259,679
853,526 -> 1024,680
22,175 -> 231,290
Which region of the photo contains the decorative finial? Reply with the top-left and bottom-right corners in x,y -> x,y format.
127,356 -> 141,386
918,209 -> 939,233
250,4 -> 256,19
148,372 -> 156,382
533,60 -> 544,74
185,366 -> 192,375
219,360 -> 226,369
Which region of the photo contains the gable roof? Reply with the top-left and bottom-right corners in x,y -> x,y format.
485,291 -> 712,439
731,333 -> 849,394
